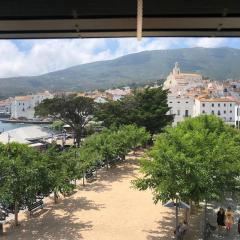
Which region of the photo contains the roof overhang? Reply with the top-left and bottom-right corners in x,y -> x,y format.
1,0 -> 240,39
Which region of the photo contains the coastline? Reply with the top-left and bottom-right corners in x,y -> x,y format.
0,119 -> 52,124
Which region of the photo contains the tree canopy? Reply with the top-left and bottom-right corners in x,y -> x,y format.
133,115 -> 240,204
96,87 -> 173,135
0,143 -> 50,225
35,94 -> 95,146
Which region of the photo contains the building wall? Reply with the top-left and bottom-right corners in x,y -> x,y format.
0,104 -> 10,114
235,105 -> 240,127
168,95 -> 195,125
193,99 -> 235,123
10,92 -> 53,119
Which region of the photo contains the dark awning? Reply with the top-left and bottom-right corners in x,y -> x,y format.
1,0 -> 240,39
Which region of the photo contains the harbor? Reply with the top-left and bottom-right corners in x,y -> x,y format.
0,120 -> 34,133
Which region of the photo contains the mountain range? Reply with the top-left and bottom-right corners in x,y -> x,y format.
1,47 -> 240,99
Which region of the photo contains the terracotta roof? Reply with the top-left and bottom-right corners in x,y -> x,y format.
174,73 -> 201,77
196,96 -> 236,103
15,96 -> 32,101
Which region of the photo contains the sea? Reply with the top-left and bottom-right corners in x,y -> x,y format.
0,120 -> 34,133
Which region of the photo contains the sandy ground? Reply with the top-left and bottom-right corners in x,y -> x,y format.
2,152 -> 194,240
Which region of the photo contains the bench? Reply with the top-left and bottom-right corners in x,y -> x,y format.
28,200 -> 43,216
0,211 -> 6,221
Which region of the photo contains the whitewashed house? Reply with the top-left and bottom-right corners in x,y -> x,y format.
193,96 -> 236,125
11,91 -> 53,119
105,88 -> 131,101
0,99 -> 11,116
235,103 -> 240,127
168,94 -> 195,125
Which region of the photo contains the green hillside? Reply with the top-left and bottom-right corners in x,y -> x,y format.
1,47 -> 240,99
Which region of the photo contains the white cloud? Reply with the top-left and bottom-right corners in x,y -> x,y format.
185,37 -> 227,48
0,37 -> 234,78
0,39 -> 112,77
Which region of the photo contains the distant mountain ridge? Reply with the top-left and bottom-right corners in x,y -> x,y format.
1,47 -> 240,99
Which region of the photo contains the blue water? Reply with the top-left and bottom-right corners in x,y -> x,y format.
0,120 -> 34,132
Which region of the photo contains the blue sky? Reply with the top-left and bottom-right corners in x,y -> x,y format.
0,37 -> 240,78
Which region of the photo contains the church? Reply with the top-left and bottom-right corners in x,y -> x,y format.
163,62 -> 202,90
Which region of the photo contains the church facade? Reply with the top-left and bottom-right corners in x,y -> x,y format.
163,62 -> 202,90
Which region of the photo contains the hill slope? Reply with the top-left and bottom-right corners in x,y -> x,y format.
1,47 -> 240,98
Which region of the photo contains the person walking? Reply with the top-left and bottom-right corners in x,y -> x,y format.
225,206 -> 234,232
217,208 -> 225,232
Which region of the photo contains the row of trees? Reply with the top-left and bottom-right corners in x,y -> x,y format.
0,124 -> 150,226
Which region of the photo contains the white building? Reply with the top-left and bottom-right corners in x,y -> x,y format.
193,96 -> 236,125
0,99 -> 11,116
235,103 -> 240,127
164,62 -> 203,90
11,91 -> 53,119
94,96 -> 108,103
168,94 -> 195,125
105,88 -> 131,101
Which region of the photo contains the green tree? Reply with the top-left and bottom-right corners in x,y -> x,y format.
133,115 -> 240,214
35,94 -> 95,146
51,120 -> 64,132
82,124 -> 150,168
96,87 -> 173,136
42,145 -> 76,203
0,143 -> 50,226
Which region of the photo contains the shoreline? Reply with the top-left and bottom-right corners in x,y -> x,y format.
0,119 -> 52,124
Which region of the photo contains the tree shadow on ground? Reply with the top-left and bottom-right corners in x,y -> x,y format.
144,209 -> 197,240
143,211 -> 176,240
185,207 -> 203,240
96,158 -> 139,184
80,180 -> 112,193
3,196 -> 104,240
145,207 -> 205,240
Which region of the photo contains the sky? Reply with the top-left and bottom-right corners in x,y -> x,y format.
1,37 -> 240,78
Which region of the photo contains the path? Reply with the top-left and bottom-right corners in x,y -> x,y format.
2,152 -> 184,240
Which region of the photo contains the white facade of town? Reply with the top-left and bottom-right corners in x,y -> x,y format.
165,63 -> 238,126
168,94 -> 195,125
193,97 -> 236,124
0,100 -> 11,115
10,91 -> 53,119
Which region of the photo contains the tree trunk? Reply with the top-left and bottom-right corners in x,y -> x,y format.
82,171 -> 85,186
185,208 -> 190,223
190,200 -> 194,214
203,200 -> 207,240
75,129 -> 82,147
0,223 -> 3,235
14,201 -> 19,226
106,158 -> 109,170
176,203 -> 179,232
54,190 -> 58,204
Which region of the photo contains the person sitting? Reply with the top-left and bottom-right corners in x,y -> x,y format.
175,220 -> 188,239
